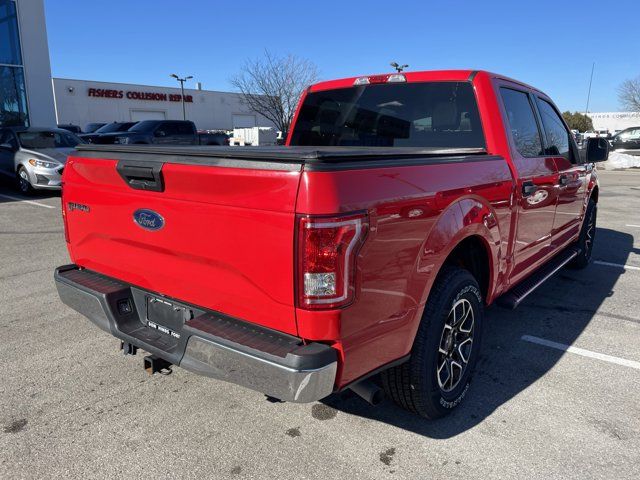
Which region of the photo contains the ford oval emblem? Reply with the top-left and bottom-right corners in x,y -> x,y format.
133,209 -> 164,231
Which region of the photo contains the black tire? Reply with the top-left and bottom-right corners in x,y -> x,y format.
568,198 -> 597,269
381,267 -> 483,419
16,166 -> 34,195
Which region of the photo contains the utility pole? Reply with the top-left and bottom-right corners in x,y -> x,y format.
585,62 -> 595,115
170,73 -> 193,120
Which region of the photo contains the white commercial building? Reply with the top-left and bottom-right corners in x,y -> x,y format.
1,0 -> 273,132
0,0 -> 57,128
586,112 -> 640,133
52,78 -> 275,132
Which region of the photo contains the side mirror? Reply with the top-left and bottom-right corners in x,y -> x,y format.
585,137 -> 609,163
0,142 -> 16,152
154,130 -> 166,137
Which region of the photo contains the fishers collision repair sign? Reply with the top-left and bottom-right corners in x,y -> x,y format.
87,88 -> 193,103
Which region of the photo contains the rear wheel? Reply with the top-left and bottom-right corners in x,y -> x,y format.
16,166 -> 34,195
381,267 -> 483,419
568,198 -> 596,269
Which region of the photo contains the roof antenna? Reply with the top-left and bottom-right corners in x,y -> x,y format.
390,62 -> 409,73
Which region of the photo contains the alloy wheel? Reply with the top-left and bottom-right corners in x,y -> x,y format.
18,169 -> 31,194
584,209 -> 596,260
437,298 -> 475,392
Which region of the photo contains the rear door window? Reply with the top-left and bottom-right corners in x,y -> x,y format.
175,122 -> 195,135
289,81 -> 485,148
161,122 -> 180,136
499,88 -> 543,158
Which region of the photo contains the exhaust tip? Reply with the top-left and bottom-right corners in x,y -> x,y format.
348,379 -> 384,406
369,388 -> 384,406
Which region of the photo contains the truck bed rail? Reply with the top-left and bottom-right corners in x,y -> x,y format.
73,144 -> 493,171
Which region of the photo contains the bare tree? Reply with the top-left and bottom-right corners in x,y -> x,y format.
618,76 -> 640,111
230,51 -> 319,135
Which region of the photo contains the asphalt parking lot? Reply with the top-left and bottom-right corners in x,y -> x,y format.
1,169 -> 639,480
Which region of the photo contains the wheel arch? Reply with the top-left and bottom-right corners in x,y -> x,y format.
15,158 -> 29,173
416,197 -> 502,308
441,235 -> 492,303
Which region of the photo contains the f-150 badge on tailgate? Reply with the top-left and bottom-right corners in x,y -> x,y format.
133,209 -> 164,231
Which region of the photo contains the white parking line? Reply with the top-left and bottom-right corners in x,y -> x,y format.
626,224 -> 640,228
521,335 -> 640,370
0,193 -> 56,209
594,260 -> 640,271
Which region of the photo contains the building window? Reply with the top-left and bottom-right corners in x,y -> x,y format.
0,0 -> 21,65
0,0 -> 28,126
0,66 -> 28,126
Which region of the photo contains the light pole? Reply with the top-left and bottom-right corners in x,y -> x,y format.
170,73 -> 193,120
584,62 -> 595,116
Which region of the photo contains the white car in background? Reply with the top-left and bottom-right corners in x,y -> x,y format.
583,129 -> 611,140
0,127 -> 83,195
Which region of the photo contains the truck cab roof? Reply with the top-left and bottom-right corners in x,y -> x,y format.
308,69 -> 546,96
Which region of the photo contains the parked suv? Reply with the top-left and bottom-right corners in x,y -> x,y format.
84,123 -> 106,133
99,120 -> 229,145
79,122 -> 138,144
57,124 -> 83,134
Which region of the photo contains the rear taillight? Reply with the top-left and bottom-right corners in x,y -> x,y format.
296,212 -> 368,310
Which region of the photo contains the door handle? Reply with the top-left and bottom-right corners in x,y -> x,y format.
558,175 -> 569,186
522,181 -> 536,197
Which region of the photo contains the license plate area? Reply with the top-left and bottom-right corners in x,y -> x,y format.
146,296 -> 191,339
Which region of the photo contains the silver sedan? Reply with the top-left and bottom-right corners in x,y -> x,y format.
0,127 -> 83,194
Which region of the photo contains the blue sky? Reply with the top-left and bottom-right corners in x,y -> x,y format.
44,0 -> 639,112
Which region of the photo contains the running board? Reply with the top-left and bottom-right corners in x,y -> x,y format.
496,248 -> 580,309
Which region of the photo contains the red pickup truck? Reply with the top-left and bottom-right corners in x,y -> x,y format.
55,70 -> 609,419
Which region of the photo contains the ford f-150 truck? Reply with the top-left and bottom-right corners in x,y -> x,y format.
54,70 -> 609,418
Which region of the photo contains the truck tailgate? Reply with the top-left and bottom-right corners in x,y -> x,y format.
63,153 -> 301,335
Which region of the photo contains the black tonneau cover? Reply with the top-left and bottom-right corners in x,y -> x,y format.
73,144 -> 495,171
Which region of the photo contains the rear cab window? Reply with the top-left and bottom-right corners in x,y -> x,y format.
289,81 -> 485,149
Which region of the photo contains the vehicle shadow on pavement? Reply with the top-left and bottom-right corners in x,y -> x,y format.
322,227 -> 636,438
0,178 -> 61,203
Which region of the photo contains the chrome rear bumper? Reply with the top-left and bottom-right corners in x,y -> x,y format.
54,265 -> 337,403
